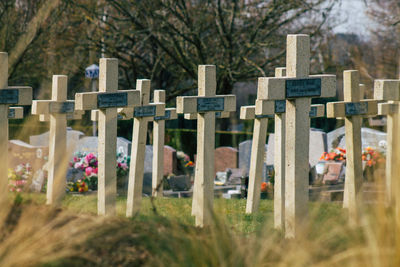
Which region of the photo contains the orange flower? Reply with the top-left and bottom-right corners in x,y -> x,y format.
261,182 -> 268,193
338,148 -> 346,153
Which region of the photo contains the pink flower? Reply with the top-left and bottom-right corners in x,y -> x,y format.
74,163 -> 82,169
85,167 -> 93,176
120,163 -> 128,170
16,188 -> 21,192
73,157 -> 79,162
93,167 -> 98,174
117,163 -> 121,168
85,153 -> 97,165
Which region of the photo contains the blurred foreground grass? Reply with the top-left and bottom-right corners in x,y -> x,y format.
0,193 -> 398,266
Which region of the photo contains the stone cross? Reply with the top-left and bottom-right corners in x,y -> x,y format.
0,52 -> 32,203
125,80 -> 165,217
241,99 -> 324,230
152,90 -> 177,197
373,79 -> 400,205
32,75 -> 81,205
177,65 -> 236,227
258,35 -> 336,238
75,58 -> 140,216
327,70 -> 377,225
240,67 -> 286,217
184,102 -> 231,217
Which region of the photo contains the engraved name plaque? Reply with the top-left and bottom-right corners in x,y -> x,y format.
154,110 -> 171,121
197,97 -> 224,112
285,78 -> 321,98
275,100 -> 286,113
345,102 -> 368,116
8,109 -> 15,118
0,89 -> 19,104
309,106 -> 317,117
97,93 -> 128,108
53,102 -> 75,113
134,105 -> 156,117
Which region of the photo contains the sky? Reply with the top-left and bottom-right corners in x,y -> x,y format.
331,0 -> 376,36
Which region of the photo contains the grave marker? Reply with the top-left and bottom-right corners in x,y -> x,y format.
327,70 -> 377,224
373,79 -> 400,205
152,90 -> 177,197
125,80 -> 165,217
177,65 -> 236,227
32,75 -> 81,205
257,35 -> 336,238
75,58 -> 140,216
0,52 -> 32,205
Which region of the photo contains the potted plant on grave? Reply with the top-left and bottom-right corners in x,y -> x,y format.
8,163 -> 32,193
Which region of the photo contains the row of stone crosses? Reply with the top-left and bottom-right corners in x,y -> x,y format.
1,34 -> 399,238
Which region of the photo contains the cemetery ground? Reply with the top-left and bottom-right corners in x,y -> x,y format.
1,192 -> 399,266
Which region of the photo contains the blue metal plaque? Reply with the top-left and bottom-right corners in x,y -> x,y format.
0,89 -> 19,104
255,114 -> 274,119
85,64 -> 99,79
285,78 -> 321,98
345,102 -> 368,116
197,97 -> 224,112
8,109 -> 15,118
154,110 -> 171,121
309,106 -> 317,117
134,105 -> 156,117
97,93 -> 128,108
274,100 -> 286,113
53,102 -> 75,113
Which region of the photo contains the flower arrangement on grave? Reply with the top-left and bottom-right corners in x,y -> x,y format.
8,163 -> 32,193
68,152 -> 130,193
260,181 -> 273,199
319,148 -> 346,162
362,147 -> 384,167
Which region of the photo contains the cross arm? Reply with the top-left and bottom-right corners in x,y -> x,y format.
309,104 -> 325,118
177,95 -> 236,114
154,108 -> 178,121
40,110 -> 84,122
117,102 -> 165,119
75,90 -> 140,110
257,75 -> 336,100
378,102 -> 399,115
374,79 -> 400,101
327,100 -> 377,118
0,86 -> 32,105
240,105 -> 273,120
32,100 -> 76,115
8,107 -> 23,119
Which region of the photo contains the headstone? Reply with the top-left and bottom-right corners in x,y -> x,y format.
327,70 -> 377,225
125,80 -> 165,217
257,35 -> 336,238
238,140 -> 267,177
144,145 -> 153,173
75,136 -> 131,157
30,169 -> 46,192
0,52 -> 32,206
8,140 -> 48,173
214,147 -> 238,174
29,128 -> 84,148
176,65 -> 236,227
31,75 -> 83,205
267,128 -> 327,167
322,162 -> 344,185
374,79 -> 400,206
164,145 -> 178,176
327,126 -> 387,152
75,58 -> 140,216
168,175 -> 191,191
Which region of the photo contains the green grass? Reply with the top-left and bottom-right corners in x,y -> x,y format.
23,193 -> 344,235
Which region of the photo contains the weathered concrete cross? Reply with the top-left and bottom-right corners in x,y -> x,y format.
327,70 -> 377,225
152,90 -> 177,197
32,75 -> 82,205
0,52 -> 32,202
177,65 -> 236,227
125,80 -> 165,217
373,79 -> 400,205
257,35 -> 336,238
75,58 -> 140,216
